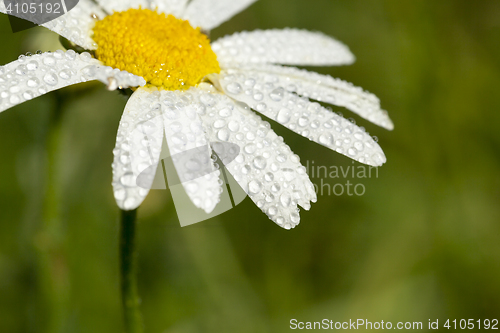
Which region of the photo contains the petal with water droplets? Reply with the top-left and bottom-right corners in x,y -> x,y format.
227,64 -> 394,130
184,0 -> 256,30
160,89 -> 222,213
0,50 -> 145,114
151,0 -> 189,17
112,87 -> 164,210
212,29 -> 355,66
216,71 -> 387,166
193,86 -> 316,229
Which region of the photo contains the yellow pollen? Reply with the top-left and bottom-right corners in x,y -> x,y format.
92,8 -> 220,90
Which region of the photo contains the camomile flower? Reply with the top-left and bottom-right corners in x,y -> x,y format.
0,0 -> 393,230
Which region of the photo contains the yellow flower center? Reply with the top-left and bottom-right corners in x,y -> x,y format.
92,8 -> 220,90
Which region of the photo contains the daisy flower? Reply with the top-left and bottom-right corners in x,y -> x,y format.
0,0 -> 393,230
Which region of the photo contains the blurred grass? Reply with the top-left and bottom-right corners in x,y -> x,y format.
1,0 -> 500,332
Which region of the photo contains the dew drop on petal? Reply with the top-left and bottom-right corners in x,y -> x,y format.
120,172 -> 136,187
280,193 -> 291,207
269,87 -> 285,101
264,172 -> 274,182
277,108 -> 292,124
290,212 -> 300,224
253,156 -> 267,170
114,188 -> 126,200
267,206 -> 277,216
43,73 -> 58,86
228,120 -> 240,132
226,82 -> 242,94
217,129 -> 230,141
248,180 -> 262,195
319,133 -> 333,146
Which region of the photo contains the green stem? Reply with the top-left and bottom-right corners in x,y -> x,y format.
119,209 -> 143,333
38,91 -> 69,333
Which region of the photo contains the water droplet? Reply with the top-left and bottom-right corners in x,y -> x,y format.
43,56 -> 56,66
217,129 -> 230,141
65,50 -> 76,60
276,154 -> 287,163
123,197 -> 137,210
253,156 -> 267,170
114,188 -> 126,200
15,65 -> 27,76
219,107 -> 232,117
248,180 -> 262,195
244,79 -> 256,87
244,143 -> 256,154
26,61 -> 38,71
120,172 -> 136,187
372,153 -> 384,165
213,119 -> 226,128
298,116 -> 309,127
9,95 -> 20,104
277,108 -> 292,124
80,52 -> 92,62
256,103 -> 267,112
23,91 -> 33,100
310,120 -> 320,129
280,193 -> 291,207
58,69 -> 71,80
164,107 -> 178,120
372,136 -> 379,142
290,212 -> 300,224
43,73 -> 58,86
282,168 -> 294,181
171,132 -> 187,145
267,206 -> 278,216
226,82 -> 242,94
264,172 -> 274,182
269,87 -> 285,101
228,120 -> 240,132
253,91 -> 263,101
241,165 -> 251,174
271,183 -> 281,193
169,122 -> 182,133
354,141 -> 364,151
246,132 -> 256,141
264,192 -> 274,203
120,153 -> 130,164
319,133 -> 333,146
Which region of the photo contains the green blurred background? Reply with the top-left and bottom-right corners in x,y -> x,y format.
1,0 -> 500,332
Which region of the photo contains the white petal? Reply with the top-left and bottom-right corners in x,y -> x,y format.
193,85 -> 317,229
159,89 -> 222,213
95,0 -> 150,14
0,51 -> 145,114
151,0 -> 188,17
225,64 -> 393,130
0,0 -> 106,50
212,29 -> 355,67
215,72 -> 386,166
184,0 -> 256,30
112,87 -> 164,210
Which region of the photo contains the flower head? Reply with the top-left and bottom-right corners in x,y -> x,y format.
0,0 -> 393,229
